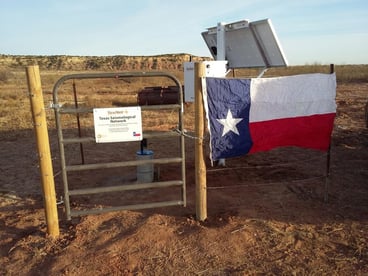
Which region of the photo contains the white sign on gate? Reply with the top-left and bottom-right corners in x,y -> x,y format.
93,106 -> 143,143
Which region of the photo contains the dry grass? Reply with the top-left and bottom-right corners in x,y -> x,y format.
0,62 -> 367,138
0,68 -> 184,136
1,58 -> 367,275
234,64 -> 368,82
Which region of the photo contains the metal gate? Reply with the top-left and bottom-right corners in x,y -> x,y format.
52,72 -> 186,220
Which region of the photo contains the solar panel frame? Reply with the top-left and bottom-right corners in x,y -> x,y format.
201,19 -> 288,68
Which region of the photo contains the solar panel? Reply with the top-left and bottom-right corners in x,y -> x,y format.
201,19 -> 288,68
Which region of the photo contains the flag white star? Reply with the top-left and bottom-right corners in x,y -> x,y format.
217,109 -> 243,137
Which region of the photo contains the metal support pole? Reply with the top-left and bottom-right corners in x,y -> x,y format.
216,21 -> 227,167
325,64 -> 335,202
217,22 -> 226,60
72,80 -> 85,164
324,145 -> 331,202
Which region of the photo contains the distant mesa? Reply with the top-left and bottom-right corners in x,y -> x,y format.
0,54 -> 210,71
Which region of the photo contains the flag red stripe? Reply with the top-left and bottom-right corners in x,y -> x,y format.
249,113 -> 335,153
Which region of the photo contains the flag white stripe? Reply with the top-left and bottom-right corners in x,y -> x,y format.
250,73 -> 336,122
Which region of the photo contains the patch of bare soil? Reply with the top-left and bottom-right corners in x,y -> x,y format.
1,83 -> 367,275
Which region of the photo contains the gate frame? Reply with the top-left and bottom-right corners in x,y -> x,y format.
52,71 -> 186,220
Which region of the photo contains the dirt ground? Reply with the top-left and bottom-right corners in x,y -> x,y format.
1,82 -> 367,275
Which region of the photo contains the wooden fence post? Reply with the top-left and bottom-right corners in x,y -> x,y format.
194,62 -> 207,221
26,65 -> 60,238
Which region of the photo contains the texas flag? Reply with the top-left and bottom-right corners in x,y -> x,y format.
203,74 -> 336,161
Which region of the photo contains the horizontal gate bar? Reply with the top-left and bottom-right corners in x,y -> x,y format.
69,180 -> 184,196
61,131 -> 180,144
70,200 -> 185,217
66,157 -> 182,171
58,104 -> 181,114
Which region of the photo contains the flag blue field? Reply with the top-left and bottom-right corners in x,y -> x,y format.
204,78 -> 253,160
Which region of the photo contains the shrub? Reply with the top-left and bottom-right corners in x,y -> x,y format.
0,69 -> 12,82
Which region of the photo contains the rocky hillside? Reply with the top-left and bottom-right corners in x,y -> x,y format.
0,54 -> 210,71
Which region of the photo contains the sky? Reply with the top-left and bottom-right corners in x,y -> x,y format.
1,0 -> 367,65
